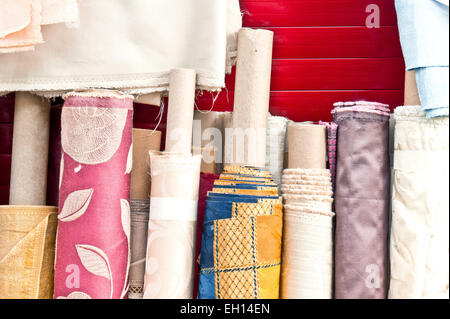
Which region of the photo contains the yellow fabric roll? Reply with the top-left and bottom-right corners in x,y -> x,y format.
0,205 -> 58,299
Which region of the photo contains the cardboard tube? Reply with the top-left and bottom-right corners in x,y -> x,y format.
231,28 -> 273,168
193,111 -> 227,173
288,123 -> 327,169
165,68 -> 196,154
9,92 -> 50,205
130,129 -> 162,200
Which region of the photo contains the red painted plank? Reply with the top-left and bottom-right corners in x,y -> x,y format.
224,58 -> 405,91
0,185 -> 9,205
268,27 -> 403,59
241,0 -> 398,27
0,124 -> 13,154
196,90 -> 404,121
0,154 -> 11,186
0,93 -> 14,123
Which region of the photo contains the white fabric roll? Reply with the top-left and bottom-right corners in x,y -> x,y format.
389,106 -> 449,299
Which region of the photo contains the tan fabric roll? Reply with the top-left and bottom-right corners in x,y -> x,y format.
9,92 -> 50,205
288,123 -> 327,169
230,28 -> 273,168
143,153 -> 201,299
130,129 -> 162,200
0,205 -> 58,299
165,68 -> 196,154
193,111 -> 227,173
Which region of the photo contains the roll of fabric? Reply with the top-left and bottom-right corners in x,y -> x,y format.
143,153 -> 201,299
193,110 -> 227,174
0,0 -> 78,53
9,92 -> 50,206
0,0 -> 241,96
389,106 -> 449,299
230,29 -> 274,168
319,121 -> 338,191
0,205 -> 58,299
280,168 -> 334,299
287,123 -> 327,169
265,115 -> 288,185
281,206 -> 334,299
54,90 -> 133,299
130,128 -> 162,200
193,172 -> 219,298
165,69 -> 196,154
128,199 -> 150,299
198,166 -> 283,299
127,128 -> 161,299
333,101 -> 390,299
46,104 -> 62,207
395,0 -> 449,118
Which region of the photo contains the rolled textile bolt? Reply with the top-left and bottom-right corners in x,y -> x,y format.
0,205 -> 58,299
193,111 -> 226,174
288,123 -> 327,169
165,68 -> 196,154
130,128 -> 162,200
9,92 -> 51,205
231,28 -> 274,168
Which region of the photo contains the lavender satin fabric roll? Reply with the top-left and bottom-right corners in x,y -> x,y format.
333,102 -> 390,299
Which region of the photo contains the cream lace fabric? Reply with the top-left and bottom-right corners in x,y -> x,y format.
0,0 -> 242,96
389,106 -> 449,299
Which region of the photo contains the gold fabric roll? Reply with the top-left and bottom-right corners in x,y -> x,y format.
0,205 -> 58,299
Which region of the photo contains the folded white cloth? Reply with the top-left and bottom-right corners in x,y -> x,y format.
0,0 -> 241,97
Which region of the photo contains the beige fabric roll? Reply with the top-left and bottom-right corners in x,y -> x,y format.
223,111 -> 233,165
288,123 -> 327,169
0,205 -> 58,299
193,111 -> 227,173
143,153 -> 201,299
281,209 -> 334,299
9,92 -> 50,205
165,69 -> 196,154
130,129 -> 162,200
230,28 -> 273,168
389,106 -> 449,299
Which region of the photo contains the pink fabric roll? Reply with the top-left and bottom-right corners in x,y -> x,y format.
54,91 -> 133,299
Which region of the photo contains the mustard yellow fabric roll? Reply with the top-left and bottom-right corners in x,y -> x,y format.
0,205 -> 58,299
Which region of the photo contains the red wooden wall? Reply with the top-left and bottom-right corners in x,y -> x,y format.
0,0 -> 405,204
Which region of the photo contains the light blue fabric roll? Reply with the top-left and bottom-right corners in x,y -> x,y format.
396,0 -> 449,118
415,66 -> 450,117
395,0 -> 449,70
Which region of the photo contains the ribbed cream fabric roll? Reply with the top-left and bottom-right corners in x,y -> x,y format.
165,69 -> 196,154
0,205 -> 58,299
288,123 -> 327,169
280,168 -> 334,299
265,115 -> 288,185
281,207 -> 334,299
143,153 -> 201,299
9,92 -> 50,205
230,28 -> 273,168
389,106 -> 449,299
